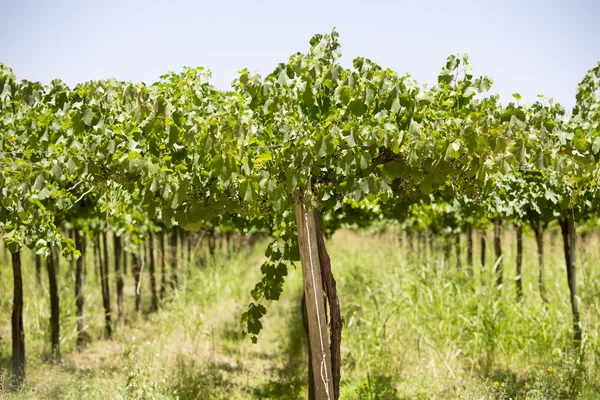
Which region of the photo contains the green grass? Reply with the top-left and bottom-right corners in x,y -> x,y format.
0,228 -> 599,399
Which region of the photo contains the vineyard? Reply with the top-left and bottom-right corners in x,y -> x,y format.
0,29 -> 599,399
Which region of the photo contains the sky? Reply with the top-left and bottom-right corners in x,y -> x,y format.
1,0 -> 599,110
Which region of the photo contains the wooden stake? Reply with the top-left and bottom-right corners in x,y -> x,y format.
294,193 -> 334,399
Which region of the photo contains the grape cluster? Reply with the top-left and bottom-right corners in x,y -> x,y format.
454,174 -> 482,203
398,176 -> 414,195
186,182 -> 207,204
258,197 -> 270,215
227,184 -> 242,205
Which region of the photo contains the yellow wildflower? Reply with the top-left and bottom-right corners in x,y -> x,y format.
547,367 -> 553,373
494,381 -> 500,388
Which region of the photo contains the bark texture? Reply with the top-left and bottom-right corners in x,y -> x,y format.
11,251 -> 25,386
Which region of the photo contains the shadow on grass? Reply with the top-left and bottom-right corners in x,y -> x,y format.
170,357 -> 242,400
0,349 -> 13,392
487,363 -> 590,400
59,364 -> 98,379
354,374 -> 400,400
252,293 -> 308,399
0,348 -> 10,372
488,368 -> 534,399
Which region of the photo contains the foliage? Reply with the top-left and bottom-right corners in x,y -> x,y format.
1,29 -> 600,397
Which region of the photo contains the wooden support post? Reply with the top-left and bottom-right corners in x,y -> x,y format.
294,194 -> 334,399
11,250 -> 25,386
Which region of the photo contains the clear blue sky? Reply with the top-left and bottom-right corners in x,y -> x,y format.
1,0 -> 599,110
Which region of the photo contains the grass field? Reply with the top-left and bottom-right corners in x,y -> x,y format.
1,228 -> 599,399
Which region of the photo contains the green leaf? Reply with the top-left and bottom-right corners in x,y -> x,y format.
38,187 -> 51,200
365,88 -> 375,107
361,178 -> 371,194
34,174 -> 46,190
463,86 -> 477,98
348,99 -> 366,117
556,130 -> 573,145
273,188 -> 286,213
391,97 -> 401,114
408,149 -> 419,166
359,154 -> 369,170
335,85 -> 351,105
5,238 -> 21,254
258,170 -> 270,189
479,77 -> 493,92
50,164 -> 63,180
171,191 -> 180,209
592,137 -> 600,154
66,159 -> 77,174
352,187 -> 362,202
182,203 -> 212,230
316,137 -> 333,158
438,71 -> 452,85
346,131 -> 357,148
258,152 -> 272,162
312,41 -> 325,58
241,180 -> 257,203
444,140 -> 461,160
162,183 -> 172,199
168,124 -> 180,145
286,169 -> 299,193
416,92 -> 433,105
82,107 -> 93,126
382,161 -> 403,178
420,175 -> 434,195
277,68 -> 288,85
408,120 -> 421,136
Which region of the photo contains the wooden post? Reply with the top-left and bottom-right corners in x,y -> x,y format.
466,222 -> 473,274
494,219 -> 503,287
294,194 -> 334,399
560,217 -> 582,342
35,253 -> 42,287
114,234 -> 124,326
160,232 -> 167,299
149,232 -> 159,312
455,233 -> 461,270
101,232 -> 113,338
170,231 -> 179,289
11,250 -> 25,386
516,225 -> 523,300
75,231 -> 88,348
314,211 -> 342,400
47,246 -> 61,361
133,249 -> 143,312
534,219 -> 546,302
